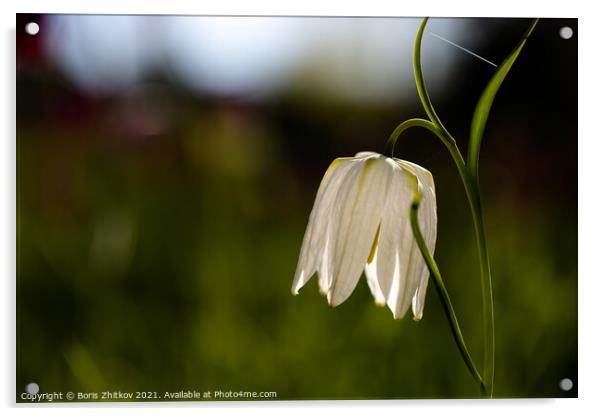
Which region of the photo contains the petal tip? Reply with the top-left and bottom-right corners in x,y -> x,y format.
326,293 -> 341,308
412,313 -> 423,322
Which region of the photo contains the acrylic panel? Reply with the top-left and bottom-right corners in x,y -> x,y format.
16,14 -> 577,402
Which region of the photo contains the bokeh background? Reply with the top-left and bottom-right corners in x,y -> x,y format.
16,15 -> 577,400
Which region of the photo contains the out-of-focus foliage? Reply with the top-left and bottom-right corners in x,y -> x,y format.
17,15 -> 577,400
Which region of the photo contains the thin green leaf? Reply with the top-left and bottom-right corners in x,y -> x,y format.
410,192 -> 485,394
467,19 -> 539,177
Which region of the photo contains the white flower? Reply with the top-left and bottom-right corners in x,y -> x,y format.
292,151 -> 437,320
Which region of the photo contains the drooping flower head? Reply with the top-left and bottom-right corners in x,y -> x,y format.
292,151 -> 437,320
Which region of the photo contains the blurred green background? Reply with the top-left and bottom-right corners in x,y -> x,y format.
16,15 -> 577,400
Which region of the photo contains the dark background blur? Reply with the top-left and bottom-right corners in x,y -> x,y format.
16,15 -> 577,400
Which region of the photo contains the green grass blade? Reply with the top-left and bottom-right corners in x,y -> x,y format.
467,19 -> 539,177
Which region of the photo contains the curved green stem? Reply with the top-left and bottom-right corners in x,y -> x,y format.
466,188 -> 494,398
384,118 -> 442,156
410,193 -> 485,394
387,117 -> 488,396
413,18 -> 456,147
411,17 -> 495,397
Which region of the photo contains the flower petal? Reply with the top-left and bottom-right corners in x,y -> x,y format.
375,161 -> 418,319
365,245 -> 386,306
315,159 -> 367,295
327,156 -> 392,307
318,225 -> 333,295
291,157 -> 356,294
316,159 -> 363,296
355,151 -> 380,159
397,161 -> 437,320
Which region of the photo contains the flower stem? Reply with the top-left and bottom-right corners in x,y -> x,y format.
391,14 -> 534,398
384,118 -> 439,157
465,187 -> 494,398
409,17 -> 496,397
387,118 -> 491,396
410,193 -> 485,394
447,144 -> 495,398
